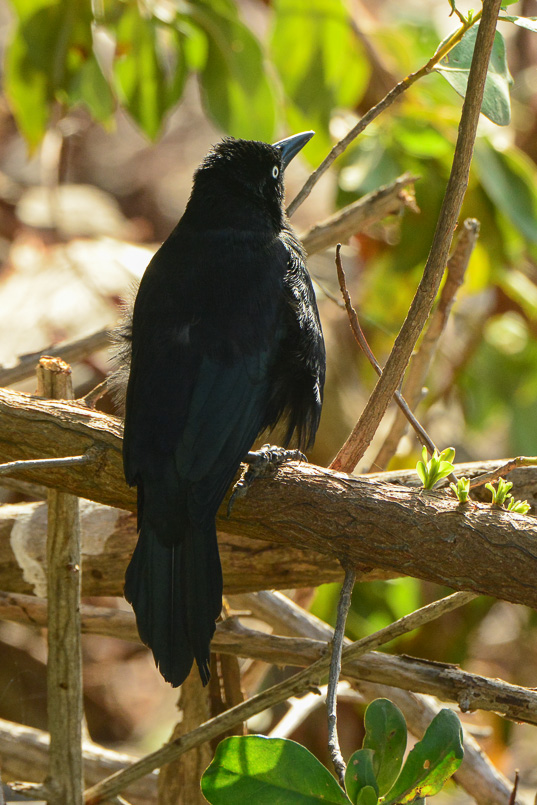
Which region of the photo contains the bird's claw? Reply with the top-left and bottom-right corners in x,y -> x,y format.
227,444 -> 306,516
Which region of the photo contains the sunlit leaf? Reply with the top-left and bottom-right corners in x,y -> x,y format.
65,53 -> 115,126
499,15 -> 537,32
362,699 -> 406,796
5,0 -> 95,148
435,26 -> 511,125
113,5 -> 187,139
345,748 -> 378,804
201,736 -> 350,804
383,709 -> 463,804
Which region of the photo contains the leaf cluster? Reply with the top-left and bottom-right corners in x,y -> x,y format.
201,699 -> 464,804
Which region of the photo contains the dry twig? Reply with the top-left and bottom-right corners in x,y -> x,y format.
326,567 -> 356,786
0,329 -> 111,388
331,244 -> 440,464
371,218 -> 480,470
4,590 -> 537,728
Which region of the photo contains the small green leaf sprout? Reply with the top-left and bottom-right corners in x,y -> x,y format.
450,476 -> 470,503
416,446 -> 455,489
485,478 -> 513,506
506,497 -> 531,515
485,479 -> 531,514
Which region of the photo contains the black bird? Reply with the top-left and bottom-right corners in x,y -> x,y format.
115,132 -> 325,687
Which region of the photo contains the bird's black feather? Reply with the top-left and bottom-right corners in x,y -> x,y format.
116,135 -> 325,687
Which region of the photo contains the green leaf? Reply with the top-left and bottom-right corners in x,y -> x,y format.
383,709 -> 464,804
193,3 -> 276,141
113,5 -> 188,140
435,26 -> 512,125
5,0 -> 95,148
499,15 -> 537,32
355,786 -> 378,805
201,735 -> 351,804
271,0 -> 369,160
474,139 -> 537,243
416,461 -> 427,486
345,749 -> 378,804
65,53 -> 115,126
362,699 -> 407,796
178,15 -> 208,72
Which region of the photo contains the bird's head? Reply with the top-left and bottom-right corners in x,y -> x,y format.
190,132 -> 314,229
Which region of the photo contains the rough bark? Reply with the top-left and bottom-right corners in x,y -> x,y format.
1,388 -> 537,609
0,499 -> 346,597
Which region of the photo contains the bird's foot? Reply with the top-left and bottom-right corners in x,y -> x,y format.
227,444 -> 306,516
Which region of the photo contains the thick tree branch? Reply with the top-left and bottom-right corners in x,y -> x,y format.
0,498 -> 345,598
1,388 -> 537,608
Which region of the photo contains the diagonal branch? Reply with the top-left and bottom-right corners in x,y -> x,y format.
330,0 -> 503,473
4,589 -> 537,728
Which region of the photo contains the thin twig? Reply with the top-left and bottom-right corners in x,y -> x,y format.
371,218 -> 480,471
0,449 -> 99,476
330,0 -> 502,473
331,244 -> 439,465
0,328 -> 111,387
508,770 -> 519,805
287,13 -> 481,216
300,173 -> 419,254
83,591 -> 474,803
327,568 -> 356,787
7,589 -> 537,728
77,378 -> 110,409
466,457 -> 537,490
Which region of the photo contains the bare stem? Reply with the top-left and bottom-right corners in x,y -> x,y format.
327,568 -> 356,787
371,218 -> 480,471
331,245 -> 440,472
0,449 -> 99,476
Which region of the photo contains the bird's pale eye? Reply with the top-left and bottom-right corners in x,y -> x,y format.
272,165 -> 279,179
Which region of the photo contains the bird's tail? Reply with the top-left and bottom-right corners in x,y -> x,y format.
125,485 -> 223,687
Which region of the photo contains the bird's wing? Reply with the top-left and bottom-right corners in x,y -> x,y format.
123,229 -> 287,516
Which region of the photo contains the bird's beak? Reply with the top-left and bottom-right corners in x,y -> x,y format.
273,131 -> 314,170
